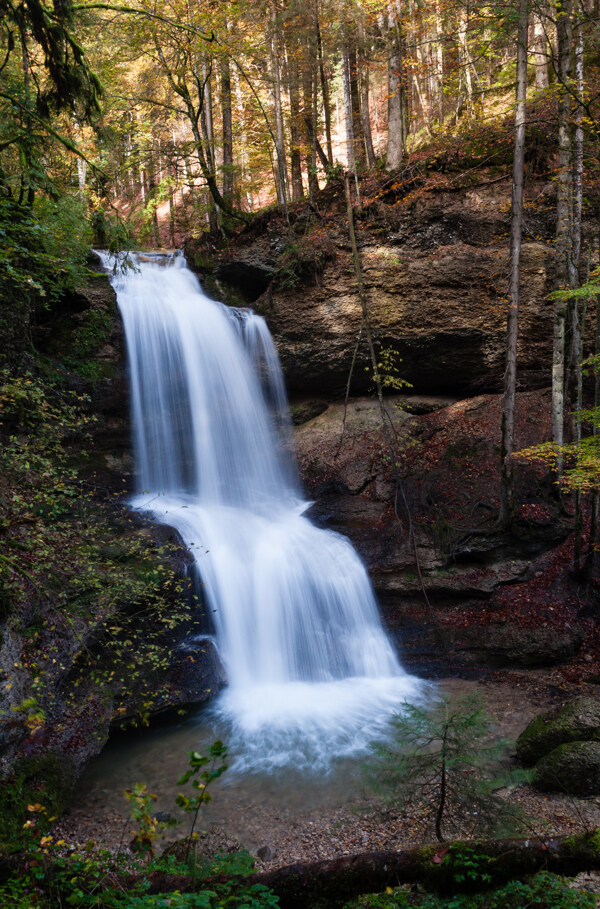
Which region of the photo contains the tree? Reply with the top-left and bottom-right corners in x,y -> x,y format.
0,0 -> 101,204
364,695 -> 526,843
499,0 -> 529,529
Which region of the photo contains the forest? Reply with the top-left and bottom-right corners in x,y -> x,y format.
2,0 -> 600,907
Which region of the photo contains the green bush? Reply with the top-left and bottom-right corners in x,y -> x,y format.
346,872 -> 596,908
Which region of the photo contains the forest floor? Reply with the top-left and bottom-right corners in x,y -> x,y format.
53,671 -> 600,873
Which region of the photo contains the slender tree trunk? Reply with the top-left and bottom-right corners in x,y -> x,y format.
147,145 -> 160,247
552,0 -> 574,469
434,0 -> 444,125
302,42 -> 319,202
314,0 -> 333,167
342,35 -> 356,171
270,5 -> 289,211
499,0 -> 529,529
358,18 -> 376,168
386,0 -> 405,170
17,16 -> 35,207
533,8 -> 549,88
435,722 -> 449,843
584,259 -> 600,585
346,23 -> 365,168
567,0 -> 585,453
287,39 -> 304,202
199,56 -> 219,232
220,43 -> 234,208
232,65 -> 253,211
458,9 -> 474,117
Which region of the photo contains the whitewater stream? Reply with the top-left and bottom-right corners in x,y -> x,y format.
100,250 -> 424,780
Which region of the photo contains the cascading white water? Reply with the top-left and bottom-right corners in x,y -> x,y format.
103,251 -> 424,772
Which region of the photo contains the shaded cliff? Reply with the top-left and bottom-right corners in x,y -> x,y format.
0,268 -> 225,822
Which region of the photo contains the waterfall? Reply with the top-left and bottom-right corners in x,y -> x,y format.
103,251 -> 423,771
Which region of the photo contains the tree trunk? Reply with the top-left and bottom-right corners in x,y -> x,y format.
434,0 -> 444,125
584,239 -> 600,584
147,145 -> 160,247
302,42 -> 319,202
499,0 -> 529,529
270,5 -> 289,211
314,0 -> 333,167
386,0 -> 405,170
346,23 -> 365,169
533,8 -> 549,89
232,64 -> 253,211
220,44 -> 234,208
358,17 -> 376,168
552,0 -> 573,468
567,0 -> 585,520
287,40 -> 304,201
342,34 -> 356,171
108,829 -> 600,909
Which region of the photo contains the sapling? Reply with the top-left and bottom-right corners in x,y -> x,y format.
176,740 -> 228,863
365,694 -> 529,842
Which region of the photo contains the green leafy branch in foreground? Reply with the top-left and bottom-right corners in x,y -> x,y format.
176,741 -> 229,864
0,742 -> 279,908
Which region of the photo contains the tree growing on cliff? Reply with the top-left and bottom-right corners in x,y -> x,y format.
499,0 -> 529,529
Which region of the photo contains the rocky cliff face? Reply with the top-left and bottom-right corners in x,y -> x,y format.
291,390 -> 587,671
188,180 -> 562,397
187,177 -> 593,672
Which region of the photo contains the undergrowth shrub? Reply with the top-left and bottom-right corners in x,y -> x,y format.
345,872 -> 596,908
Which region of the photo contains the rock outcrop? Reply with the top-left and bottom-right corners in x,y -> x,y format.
188,181 -> 566,397
516,697 -> 600,796
517,697 -> 600,766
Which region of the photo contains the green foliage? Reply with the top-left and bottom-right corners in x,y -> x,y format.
0,744 -> 279,909
364,695 -> 528,843
548,268 -> 600,304
374,348 -> 412,393
125,783 -> 178,855
176,742 -> 229,863
345,872 -> 596,908
92,208 -> 136,253
0,366 -> 197,754
0,753 -> 75,841
516,353 -> 600,494
0,197 -> 95,363
274,229 -> 335,288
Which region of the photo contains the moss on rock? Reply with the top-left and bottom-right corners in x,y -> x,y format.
533,741 -> 600,796
516,696 -> 600,766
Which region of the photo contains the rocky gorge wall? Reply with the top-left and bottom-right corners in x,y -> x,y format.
187,175 -> 594,673
188,179 -> 565,397
1,174 -> 593,813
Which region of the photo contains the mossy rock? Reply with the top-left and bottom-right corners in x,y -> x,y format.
533,741 -> 600,796
290,401 -> 328,426
0,753 -> 75,841
517,696 -> 600,766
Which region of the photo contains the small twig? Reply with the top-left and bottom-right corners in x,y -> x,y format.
336,321 -> 364,458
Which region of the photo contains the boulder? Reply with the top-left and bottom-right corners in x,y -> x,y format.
517,696 -> 600,766
533,741 -> 600,796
